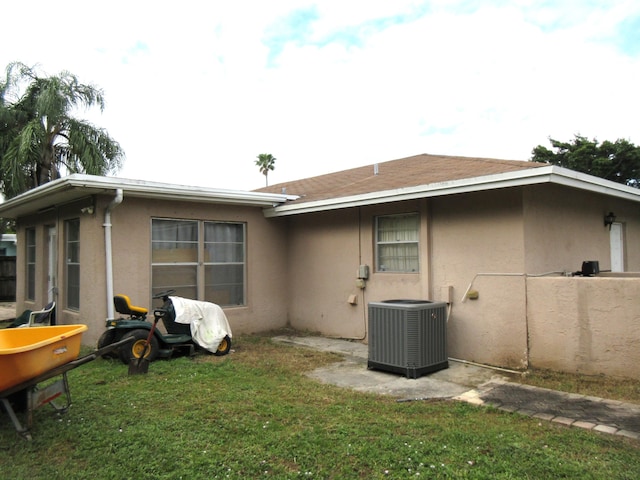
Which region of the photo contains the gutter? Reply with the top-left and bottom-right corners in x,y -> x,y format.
262,166 -> 640,217
62,174 -> 298,205
104,189 -> 123,320
0,174 -> 298,219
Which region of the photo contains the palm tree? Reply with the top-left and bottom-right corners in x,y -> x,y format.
255,153 -> 276,186
0,62 -> 124,198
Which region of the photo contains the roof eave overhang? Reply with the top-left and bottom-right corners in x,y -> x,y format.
263,166 -> 640,218
0,174 -> 298,219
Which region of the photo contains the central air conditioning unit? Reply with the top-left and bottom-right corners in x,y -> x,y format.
368,300 -> 448,379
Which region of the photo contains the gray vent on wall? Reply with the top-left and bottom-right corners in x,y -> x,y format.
368,300 -> 448,379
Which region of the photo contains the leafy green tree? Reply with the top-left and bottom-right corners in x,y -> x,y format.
0,62 -> 124,199
531,135 -> 640,188
255,153 -> 276,186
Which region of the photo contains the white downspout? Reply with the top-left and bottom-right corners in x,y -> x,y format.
104,189 -> 123,320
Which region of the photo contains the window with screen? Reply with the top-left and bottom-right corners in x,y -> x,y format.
151,219 -> 246,306
376,213 -> 419,272
26,228 -> 36,301
65,219 -> 80,309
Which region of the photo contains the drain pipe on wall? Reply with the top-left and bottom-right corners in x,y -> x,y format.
355,206 -> 367,340
104,189 -> 123,320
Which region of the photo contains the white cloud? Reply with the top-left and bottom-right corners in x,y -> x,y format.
1,0 -> 638,190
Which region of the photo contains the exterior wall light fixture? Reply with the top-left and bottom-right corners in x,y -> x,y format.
604,211 -> 616,230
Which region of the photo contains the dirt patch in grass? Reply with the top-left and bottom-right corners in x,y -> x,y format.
217,333 -> 640,405
197,334 -> 343,374
510,368 -> 640,404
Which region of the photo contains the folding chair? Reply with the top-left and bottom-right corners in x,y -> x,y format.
26,301 -> 56,326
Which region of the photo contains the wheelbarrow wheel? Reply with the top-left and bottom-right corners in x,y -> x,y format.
119,329 -> 160,364
214,335 -> 232,356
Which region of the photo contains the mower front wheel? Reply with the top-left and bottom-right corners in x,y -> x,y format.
214,335 -> 232,356
97,330 -> 119,358
119,329 -> 160,364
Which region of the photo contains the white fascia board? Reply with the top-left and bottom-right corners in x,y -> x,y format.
544,166 -> 640,202
63,175 -> 298,206
0,174 -> 298,217
263,166 -> 640,217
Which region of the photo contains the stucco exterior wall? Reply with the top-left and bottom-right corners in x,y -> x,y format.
16,197 -> 102,332
426,185 -> 640,370
15,194 -> 290,345
429,189 -> 528,368
360,201 -> 431,305
523,184 -> 640,273
286,200 -> 430,339
527,276 -> 640,379
284,186 -> 640,372
111,197 -> 290,343
285,209 -> 366,338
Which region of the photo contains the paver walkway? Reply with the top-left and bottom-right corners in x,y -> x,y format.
458,379 -> 640,440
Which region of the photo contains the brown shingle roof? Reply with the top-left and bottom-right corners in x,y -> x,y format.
255,153 -> 545,204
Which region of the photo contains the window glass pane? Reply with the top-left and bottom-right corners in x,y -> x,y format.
27,265 -> 36,300
67,240 -> 80,263
66,219 -> 80,309
67,265 -> 80,308
204,222 -> 245,306
204,223 -> 244,262
67,222 -> 80,242
377,215 -> 419,242
152,219 -> 199,298
378,244 -> 419,272
26,228 -> 36,300
376,213 -> 419,273
205,264 -> 244,306
152,265 -> 197,299
206,242 -> 244,263
206,223 -> 244,243
152,219 -> 198,263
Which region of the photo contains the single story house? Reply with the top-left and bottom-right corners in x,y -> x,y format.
1,154 -> 639,378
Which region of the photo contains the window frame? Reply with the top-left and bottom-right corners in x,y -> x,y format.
203,221 -> 246,306
151,218 -> 199,299
65,218 -> 81,310
375,213 -> 420,273
151,218 -> 247,306
25,227 -> 36,301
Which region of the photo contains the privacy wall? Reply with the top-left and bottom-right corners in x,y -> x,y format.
527,275 -> 640,380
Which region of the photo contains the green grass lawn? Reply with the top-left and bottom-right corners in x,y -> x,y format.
1,335 -> 638,479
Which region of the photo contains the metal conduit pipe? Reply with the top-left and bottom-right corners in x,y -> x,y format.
104,189 -> 123,320
460,271 -> 564,303
457,270 -> 564,371
448,357 -> 525,375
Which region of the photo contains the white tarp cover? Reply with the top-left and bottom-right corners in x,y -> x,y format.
169,296 -> 232,353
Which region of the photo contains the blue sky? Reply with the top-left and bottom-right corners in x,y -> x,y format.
2,0 -> 639,190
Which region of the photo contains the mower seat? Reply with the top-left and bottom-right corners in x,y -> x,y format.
114,294 -> 148,319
